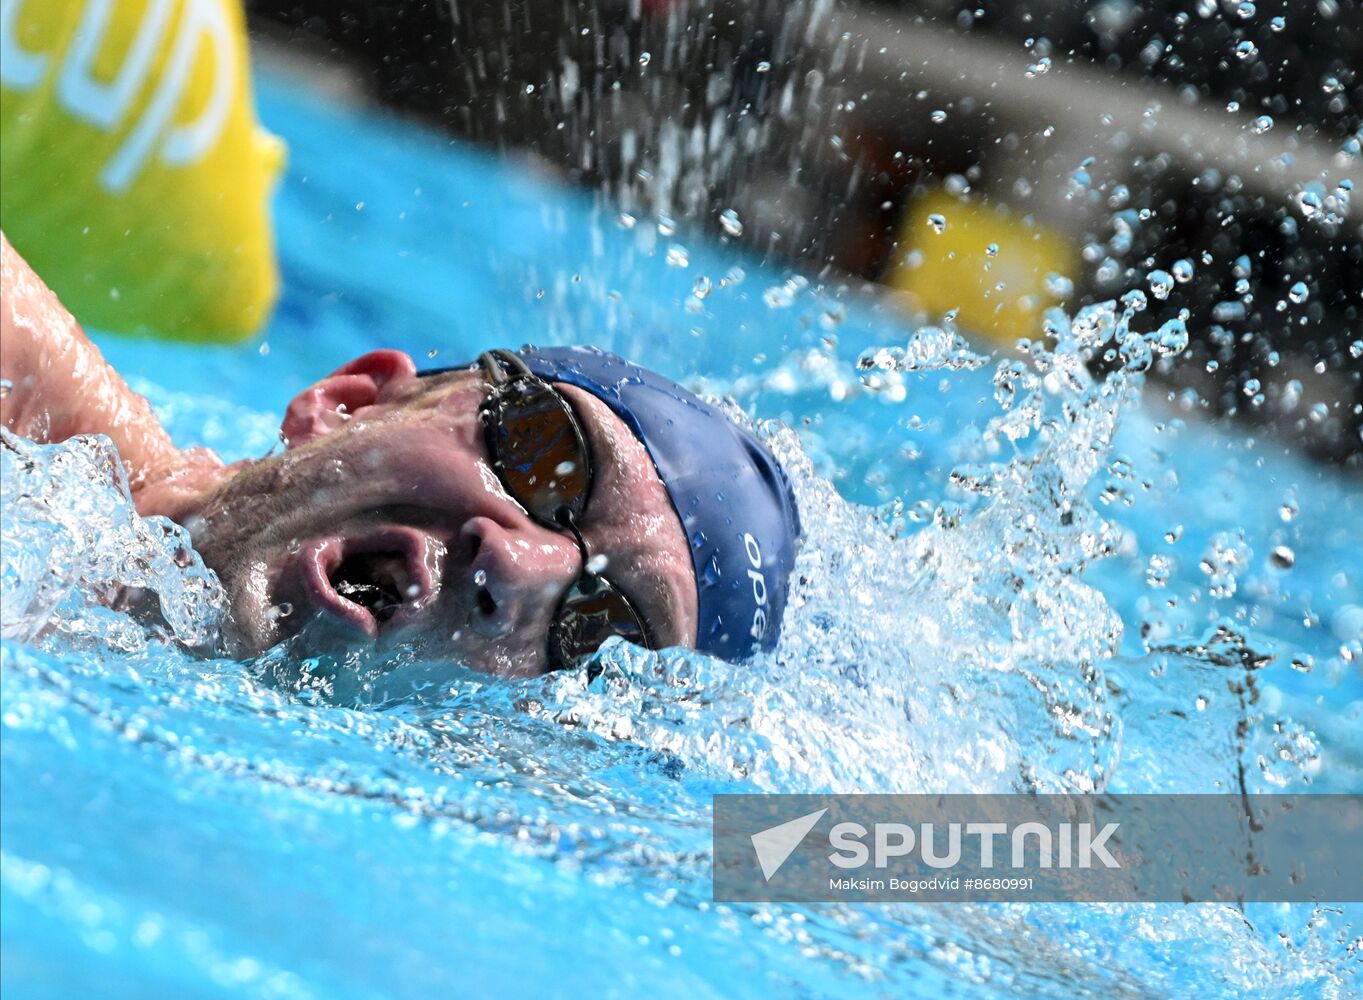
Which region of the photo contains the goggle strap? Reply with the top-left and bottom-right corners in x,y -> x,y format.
477,351 -> 506,386
477,349 -> 533,386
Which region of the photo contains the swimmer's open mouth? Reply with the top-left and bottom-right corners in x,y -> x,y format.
331,553 -> 409,623
298,528 -> 438,637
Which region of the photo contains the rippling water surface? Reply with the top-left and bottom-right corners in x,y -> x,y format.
3,70 -> 1361,998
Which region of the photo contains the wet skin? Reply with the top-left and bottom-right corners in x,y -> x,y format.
190,350 -> 699,677
1,232 -> 225,518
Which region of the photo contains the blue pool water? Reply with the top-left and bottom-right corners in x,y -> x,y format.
3,66 -> 1362,998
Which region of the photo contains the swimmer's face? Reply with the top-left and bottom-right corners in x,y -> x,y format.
190,350 -> 699,676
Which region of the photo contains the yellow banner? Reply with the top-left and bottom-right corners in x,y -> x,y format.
887,190 -> 1076,346
1,0 -> 283,340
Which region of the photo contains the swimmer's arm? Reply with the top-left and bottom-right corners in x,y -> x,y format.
1,231 -> 228,521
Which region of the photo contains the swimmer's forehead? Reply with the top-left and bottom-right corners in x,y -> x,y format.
554,384 -> 697,650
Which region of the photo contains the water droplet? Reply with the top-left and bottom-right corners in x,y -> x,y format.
287,537 -> 301,554
1025,57 -> 1051,78
985,243 -> 999,257
693,275 -> 712,299
1122,288 -> 1149,313
617,212 -> 637,230
0,378 -> 11,398
586,554 -> 609,574
665,245 -> 690,268
1270,545 -> 1296,570
258,341 -> 271,357
763,274 -> 808,309
1044,273 -> 1074,297
1234,40 -> 1258,60
637,51 -> 651,67
1155,318 -> 1189,356
268,602 -> 294,621
1349,340 -> 1363,359
1269,15 -> 1286,30
718,208 -> 744,237
930,109 -> 948,124
473,569 -> 488,588
1236,1 -> 1256,18
927,213 -> 947,234
1147,269 -> 1174,299
755,60 -> 771,73
1200,530 -> 1251,598
1146,554 -> 1173,588
1171,258 -> 1195,283
657,215 -> 677,237
1252,114 -> 1274,134
1279,497 -> 1299,522
1288,281 -> 1309,304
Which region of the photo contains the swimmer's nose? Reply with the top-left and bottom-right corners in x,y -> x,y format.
460,516 -> 579,639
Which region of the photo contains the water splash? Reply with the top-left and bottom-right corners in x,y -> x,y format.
857,326 -> 990,375
1,429 -> 223,650
4,298 -> 1355,996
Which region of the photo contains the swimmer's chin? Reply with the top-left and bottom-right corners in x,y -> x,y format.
217,596 -> 285,658
218,603 -> 544,681
200,556 -> 280,657
218,607 -> 344,660
218,595 -> 389,661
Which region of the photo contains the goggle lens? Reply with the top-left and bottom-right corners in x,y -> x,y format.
548,575 -> 652,670
485,379 -> 590,525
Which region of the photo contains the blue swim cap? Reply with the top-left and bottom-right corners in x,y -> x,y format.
425,346 -> 800,661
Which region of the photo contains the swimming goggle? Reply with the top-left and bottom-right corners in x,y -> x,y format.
476,349 -> 656,671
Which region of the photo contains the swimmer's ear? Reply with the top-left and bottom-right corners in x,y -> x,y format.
280,350 -> 417,446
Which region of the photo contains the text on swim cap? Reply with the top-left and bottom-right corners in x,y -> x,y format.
744,533 -> 768,640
